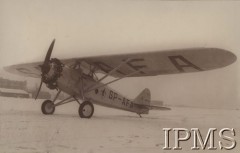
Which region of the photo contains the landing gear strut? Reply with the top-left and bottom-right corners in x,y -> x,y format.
41,90 -> 94,118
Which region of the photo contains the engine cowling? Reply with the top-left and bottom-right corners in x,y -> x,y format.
42,58 -> 63,89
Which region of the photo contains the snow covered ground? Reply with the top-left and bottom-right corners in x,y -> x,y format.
0,97 -> 239,153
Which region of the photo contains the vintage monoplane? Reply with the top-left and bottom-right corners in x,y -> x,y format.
5,39 -> 237,118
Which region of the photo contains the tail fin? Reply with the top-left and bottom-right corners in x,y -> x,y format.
133,88 -> 151,105
133,89 -> 171,115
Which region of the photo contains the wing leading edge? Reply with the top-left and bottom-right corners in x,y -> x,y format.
4,48 -> 237,78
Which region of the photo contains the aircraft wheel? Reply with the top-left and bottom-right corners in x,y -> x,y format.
41,100 -> 55,115
79,101 -> 94,118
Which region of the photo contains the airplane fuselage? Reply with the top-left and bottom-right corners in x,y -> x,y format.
56,66 -> 148,114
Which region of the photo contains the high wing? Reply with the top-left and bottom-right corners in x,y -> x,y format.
4,48 -> 236,78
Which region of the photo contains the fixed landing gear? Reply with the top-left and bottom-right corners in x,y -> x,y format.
41,97 -> 94,118
78,101 -> 94,118
41,100 -> 55,115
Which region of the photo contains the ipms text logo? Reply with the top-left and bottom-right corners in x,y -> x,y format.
163,128 -> 236,150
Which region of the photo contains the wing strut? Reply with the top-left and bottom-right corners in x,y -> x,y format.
85,69 -> 141,93
85,58 -> 131,92
96,58 -> 131,83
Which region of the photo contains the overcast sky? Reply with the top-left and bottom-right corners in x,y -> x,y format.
0,0 -> 239,109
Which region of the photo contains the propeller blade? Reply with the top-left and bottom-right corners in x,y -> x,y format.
41,39 -> 55,74
44,39 -> 55,64
35,80 -> 43,100
36,39 -> 57,100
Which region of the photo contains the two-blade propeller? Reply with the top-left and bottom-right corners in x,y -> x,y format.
35,39 -> 55,100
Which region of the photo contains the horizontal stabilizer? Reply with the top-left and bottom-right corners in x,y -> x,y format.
148,105 -> 171,110
134,103 -> 171,111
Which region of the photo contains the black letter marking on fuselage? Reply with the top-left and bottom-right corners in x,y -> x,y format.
122,98 -> 133,108
126,58 -> 147,74
168,56 -> 202,72
109,91 -> 113,99
109,90 -> 118,101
